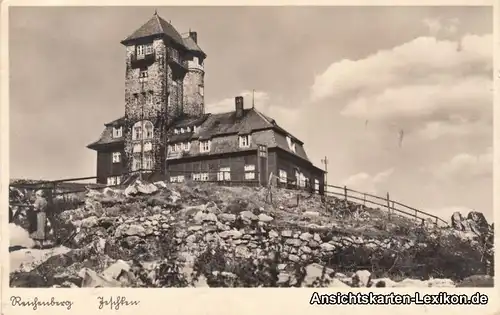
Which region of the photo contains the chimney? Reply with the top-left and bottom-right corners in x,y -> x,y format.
189,31 -> 198,44
235,96 -> 244,118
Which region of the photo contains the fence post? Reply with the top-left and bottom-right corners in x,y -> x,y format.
386,192 -> 391,221
344,186 -> 348,201
363,193 -> 366,206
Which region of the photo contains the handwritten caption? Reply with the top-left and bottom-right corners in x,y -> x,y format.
97,296 -> 141,310
10,296 -> 74,310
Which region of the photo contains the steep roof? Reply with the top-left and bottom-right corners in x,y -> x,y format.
182,36 -> 206,57
121,13 -> 186,48
87,108 -> 308,161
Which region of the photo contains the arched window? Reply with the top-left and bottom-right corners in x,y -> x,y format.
144,121 -> 154,139
132,120 -> 154,140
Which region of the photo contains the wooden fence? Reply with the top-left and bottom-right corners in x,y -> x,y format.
9,170 -> 448,227
325,184 -> 448,227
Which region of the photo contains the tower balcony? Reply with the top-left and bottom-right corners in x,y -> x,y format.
131,52 -> 156,68
168,55 -> 188,76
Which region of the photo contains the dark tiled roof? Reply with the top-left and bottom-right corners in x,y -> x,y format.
121,14 -> 186,48
182,36 -> 206,57
88,108 -> 309,161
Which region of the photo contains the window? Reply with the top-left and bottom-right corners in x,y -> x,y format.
218,167 -> 231,181
172,80 -> 178,87
193,126 -> 199,133
133,143 -> 141,153
187,127 -> 191,132
199,85 -> 204,96
180,127 -> 185,133
174,143 -> 180,152
144,141 -> 152,152
239,135 -> 251,148
174,129 -> 179,135
137,44 -> 153,58
279,170 -> 287,183
133,125 -> 142,140
298,173 -> 306,188
244,164 -> 255,180
183,142 -> 191,151
144,121 -> 153,139
143,154 -> 153,170
200,140 -> 211,153
137,45 -> 144,57
132,120 -> 154,140
147,91 -> 153,104
139,69 -> 148,82
133,94 -> 139,106
194,56 -> 199,65
168,145 -> 173,153
287,136 -> 296,153
132,156 -> 141,171
112,127 -> 122,138
192,173 -> 208,181
112,152 -> 121,163
259,145 -> 267,157
170,175 -> 185,183
314,179 -> 320,193
107,176 -> 121,186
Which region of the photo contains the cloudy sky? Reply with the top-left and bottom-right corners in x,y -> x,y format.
9,6 -> 493,221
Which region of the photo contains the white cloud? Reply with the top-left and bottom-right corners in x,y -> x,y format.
343,168 -> 394,194
422,17 -> 460,37
309,34 -> 492,141
434,147 -> 493,180
417,118 -> 490,140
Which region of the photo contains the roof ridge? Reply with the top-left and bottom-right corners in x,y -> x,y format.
155,14 -> 165,33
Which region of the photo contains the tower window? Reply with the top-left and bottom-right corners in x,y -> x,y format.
137,44 -> 153,58
199,86 -> 204,96
132,155 -> 142,171
147,91 -> 153,105
133,94 -> 139,106
132,120 -> 154,140
139,69 -> 148,82
143,154 -> 153,170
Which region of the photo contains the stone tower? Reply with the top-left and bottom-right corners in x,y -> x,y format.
120,12 -> 188,174
182,31 -> 206,117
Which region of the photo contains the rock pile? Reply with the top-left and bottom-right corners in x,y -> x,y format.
9,180 -> 494,288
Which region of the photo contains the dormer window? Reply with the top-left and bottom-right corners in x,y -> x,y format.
286,136 -> 296,153
174,129 -> 179,135
187,126 -> 191,132
112,126 -> 122,138
194,56 -> 199,65
239,135 -> 251,148
180,127 -> 185,133
193,126 -> 198,133
200,140 -> 211,153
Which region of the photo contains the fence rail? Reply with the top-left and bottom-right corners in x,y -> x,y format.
9,170 -> 448,227
325,184 -> 448,226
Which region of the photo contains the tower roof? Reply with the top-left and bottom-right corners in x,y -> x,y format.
182,36 -> 206,57
121,12 -> 186,48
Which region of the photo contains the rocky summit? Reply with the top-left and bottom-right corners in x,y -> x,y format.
9,179 -> 494,288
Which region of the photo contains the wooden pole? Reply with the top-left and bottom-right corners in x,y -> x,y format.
386,192 -> 391,221
344,186 -> 348,201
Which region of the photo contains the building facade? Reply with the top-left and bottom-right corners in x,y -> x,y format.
87,12 -> 325,193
